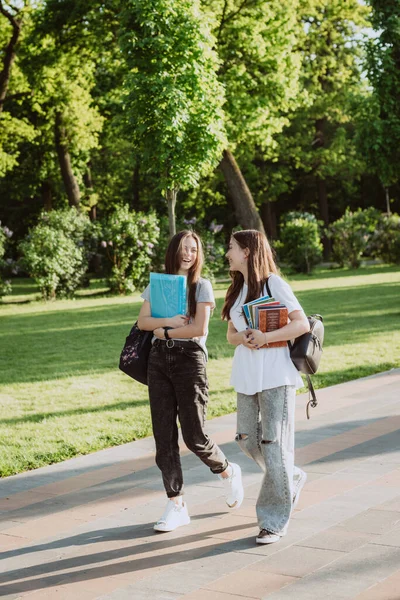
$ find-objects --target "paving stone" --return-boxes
[340,509,400,535]
[353,568,400,599]
[259,543,400,600]
[250,545,344,578]
[297,526,379,553]
[204,569,298,598]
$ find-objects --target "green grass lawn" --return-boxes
[0,264,399,477]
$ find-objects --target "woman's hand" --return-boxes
[245,328,267,349]
[167,315,188,328]
[153,327,165,339]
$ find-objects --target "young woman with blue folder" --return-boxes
[138,230,243,533]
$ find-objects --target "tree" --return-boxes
[0,1,35,177]
[253,0,369,253]
[120,0,227,237]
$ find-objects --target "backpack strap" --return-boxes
[265,276,272,298]
[266,275,318,419]
[305,374,318,419]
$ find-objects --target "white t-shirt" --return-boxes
[141,277,215,359]
[229,274,304,395]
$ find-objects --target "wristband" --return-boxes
[163,327,172,340]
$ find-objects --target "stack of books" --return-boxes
[242,294,288,348]
[149,273,187,318]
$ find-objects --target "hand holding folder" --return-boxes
[150,273,187,318]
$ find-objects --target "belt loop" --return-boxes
[166,339,175,348]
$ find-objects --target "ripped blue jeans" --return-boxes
[236,385,305,536]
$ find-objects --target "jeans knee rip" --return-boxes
[261,438,276,444]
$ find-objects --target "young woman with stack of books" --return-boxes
[222,229,310,545]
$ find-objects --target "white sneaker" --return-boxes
[219,463,244,509]
[256,529,281,545]
[153,499,190,532]
[292,469,307,510]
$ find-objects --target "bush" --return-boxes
[19,209,94,300]
[0,222,13,298]
[369,213,400,265]
[275,212,323,274]
[100,205,159,294]
[328,207,380,268]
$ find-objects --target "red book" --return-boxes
[258,306,288,348]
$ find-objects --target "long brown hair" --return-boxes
[164,230,204,319]
[221,230,280,321]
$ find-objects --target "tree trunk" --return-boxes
[55,112,81,209]
[83,163,97,221]
[42,180,53,211]
[219,149,265,233]
[314,118,330,259]
[0,6,22,115]
[166,188,177,238]
[384,186,391,216]
[261,200,277,240]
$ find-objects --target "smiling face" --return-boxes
[226,236,248,273]
[178,235,198,275]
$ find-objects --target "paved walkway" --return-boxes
[0,369,399,600]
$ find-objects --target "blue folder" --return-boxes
[150,273,187,318]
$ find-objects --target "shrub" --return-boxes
[275,212,323,274]
[19,209,94,300]
[369,213,400,264]
[0,222,13,298]
[328,207,380,268]
[100,205,160,294]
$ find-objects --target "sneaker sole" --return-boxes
[256,535,281,545]
[225,464,244,510]
[153,516,190,533]
[292,471,307,510]
[226,490,244,509]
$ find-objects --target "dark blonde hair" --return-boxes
[165,230,204,319]
[221,229,280,321]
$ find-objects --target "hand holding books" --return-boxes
[242,295,288,349]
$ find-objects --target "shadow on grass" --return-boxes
[0,398,150,426]
[0,281,399,386]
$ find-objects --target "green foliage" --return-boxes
[369,213,400,265]
[328,207,381,268]
[0,222,12,298]
[119,0,227,193]
[19,209,93,299]
[202,0,302,152]
[256,0,369,205]
[359,0,400,188]
[100,205,160,294]
[275,212,323,274]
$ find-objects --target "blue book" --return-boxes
[242,294,275,328]
[150,273,187,318]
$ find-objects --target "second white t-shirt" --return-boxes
[229,274,304,395]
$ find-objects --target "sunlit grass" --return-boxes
[0,265,399,476]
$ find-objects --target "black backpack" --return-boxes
[266,278,324,419]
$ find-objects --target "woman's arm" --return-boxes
[153,302,212,339]
[227,320,256,349]
[246,309,310,348]
[137,300,188,331]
